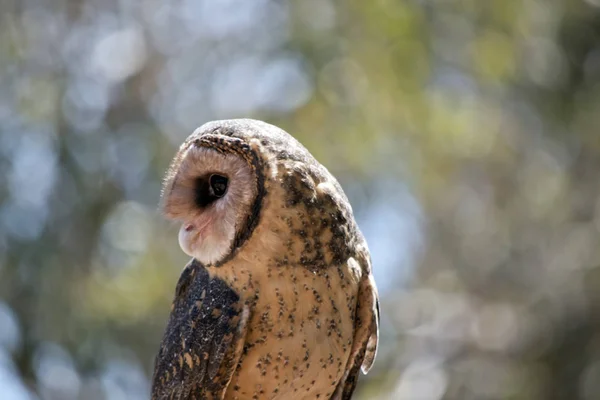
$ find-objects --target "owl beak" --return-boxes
[178,222,198,257]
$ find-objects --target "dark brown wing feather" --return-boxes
[151,259,249,400]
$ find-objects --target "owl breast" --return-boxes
[222,261,360,400]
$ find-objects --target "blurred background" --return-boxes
[2,0,600,399]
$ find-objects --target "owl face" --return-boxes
[161,140,258,265]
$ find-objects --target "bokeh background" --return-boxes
[2,0,600,399]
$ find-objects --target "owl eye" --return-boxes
[209,174,228,197]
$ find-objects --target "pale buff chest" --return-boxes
[211,259,360,400]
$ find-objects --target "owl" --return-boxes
[151,119,379,400]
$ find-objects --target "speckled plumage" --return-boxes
[152,119,379,400]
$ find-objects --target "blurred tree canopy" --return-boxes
[2,0,600,399]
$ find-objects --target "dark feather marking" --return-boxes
[337,352,363,400]
[151,259,248,399]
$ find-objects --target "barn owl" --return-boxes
[151,119,379,400]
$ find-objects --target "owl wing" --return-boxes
[151,259,250,400]
[334,259,380,400]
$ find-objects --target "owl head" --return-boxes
[161,121,268,266]
[162,118,357,270]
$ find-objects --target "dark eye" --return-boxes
[209,174,228,197]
